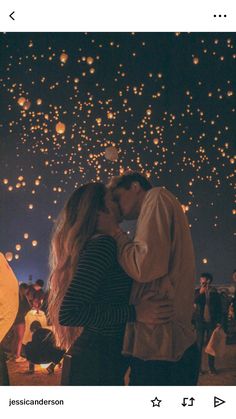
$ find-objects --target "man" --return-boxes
[0,253,19,385]
[98,172,199,385]
[27,279,45,307]
[194,273,222,374]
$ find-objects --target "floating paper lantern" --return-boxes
[60,53,68,63]
[5,252,13,262]
[153,138,159,145]
[37,98,42,105]
[193,57,199,65]
[23,100,31,110]
[107,112,113,119]
[86,56,94,65]
[24,233,29,239]
[15,254,19,260]
[89,68,95,74]
[17,97,26,107]
[105,146,119,162]
[32,240,38,247]
[56,122,66,134]
[202,258,208,264]
[146,109,152,116]
[15,244,21,251]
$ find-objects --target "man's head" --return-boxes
[200,272,213,287]
[34,279,44,290]
[108,172,152,220]
[30,320,42,334]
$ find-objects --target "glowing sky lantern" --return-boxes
[24,233,29,239]
[15,254,19,260]
[56,122,66,134]
[193,57,199,65]
[23,100,31,110]
[202,258,208,264]
[5,252,13,262]
[35,179,40,186]
[146,109,152,116]
[60,53,68,64]
[107,112,113,119]
[153,138,159,145]
[28,204,34,209]
[3,179,8,184]
[17,97,26,107]
[37,98,42,105]
[105,146,119,162]
[15,244,21,251]
[86,56,94,65]
[89,68,95,74]
[32,240,38,247]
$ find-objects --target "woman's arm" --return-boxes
[59,235,136,328]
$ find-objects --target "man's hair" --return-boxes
[35,279,44,288]
[30,320,42,333]
[200,272,213,283]
[109,171,152,192]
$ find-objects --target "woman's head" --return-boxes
[19,283,28,298]
[48,182,109,350]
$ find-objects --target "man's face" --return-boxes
[200,277,208,287]
[104,190,122,223]
[112,186,140,220]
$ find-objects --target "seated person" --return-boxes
[25,321,64,374]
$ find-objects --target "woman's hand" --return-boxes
[135,299,174,325]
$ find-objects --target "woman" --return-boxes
[48,183,172,385]
[11,283,31,362]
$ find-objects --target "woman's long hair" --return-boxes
[48,183,107,350]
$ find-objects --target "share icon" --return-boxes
[214,396,226,408]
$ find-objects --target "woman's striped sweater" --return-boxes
[59,235,136,337]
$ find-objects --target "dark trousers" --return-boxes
[129,343,200,386]
[0,344,10,386]
[62,331,129,386]
[196,322,215,371]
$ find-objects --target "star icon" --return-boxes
[151,397,162,407]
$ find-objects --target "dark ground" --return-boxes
[6,344,236,386]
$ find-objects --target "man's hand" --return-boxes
[135,300,174,325]
[97,211,121,237]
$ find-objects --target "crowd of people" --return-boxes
[1,172,236,386]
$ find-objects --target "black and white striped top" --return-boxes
[59,235,136,337]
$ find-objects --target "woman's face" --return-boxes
[104,190,122,223]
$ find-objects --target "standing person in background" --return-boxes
[11,283,31,362]
[27,279,45,308]
[98,171,199,386]
[194,273,222,374]
[0,253,19,385]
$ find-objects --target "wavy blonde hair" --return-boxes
[48,183,107,350]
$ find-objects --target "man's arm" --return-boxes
[114,189,172,283]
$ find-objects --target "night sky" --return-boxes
[0,33,235,285]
